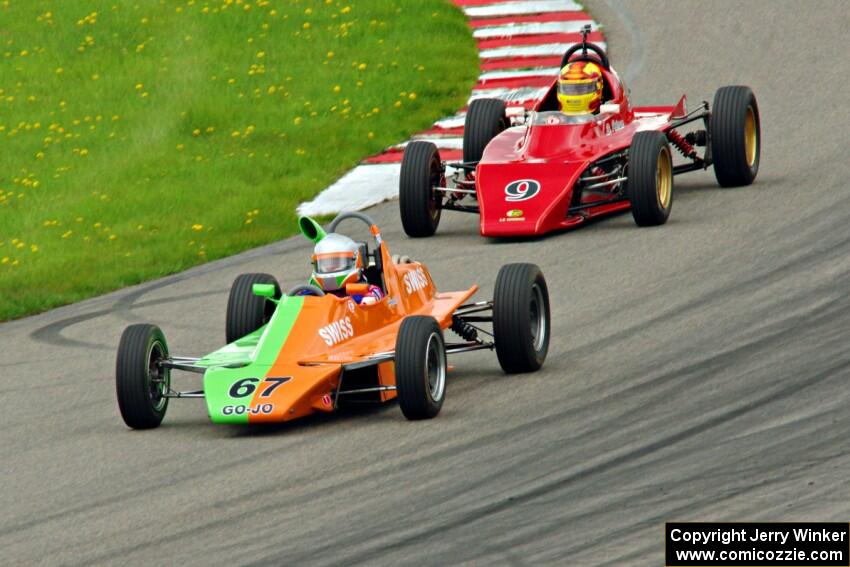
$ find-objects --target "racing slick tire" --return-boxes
[116,324,170,429]
[493,263,551,373]
[711,86,760,187]
[395,316,447,420]
[399,141,443,238]
[226,273,281,343]
[627,131,674,227]
[463,98,508,164]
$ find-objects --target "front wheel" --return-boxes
[399,141,443,238]
[627,130,673,227]
[711,85,760,187]
[226,273,280,343]
[116,324,170,429]
[395,316,447,420]
[493,263,551,373]
[463,98,508,164]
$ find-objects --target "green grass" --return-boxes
[0,0,478,320]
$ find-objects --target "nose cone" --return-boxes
[477,161,585,236]
[204,364,340,424]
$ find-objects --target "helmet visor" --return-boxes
[558,80,599,96]
[314,253,355,274]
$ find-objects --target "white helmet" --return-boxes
[310,233,363,292]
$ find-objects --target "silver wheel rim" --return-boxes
[425,332,446,402]
[147,340,169,411]
[530,284,547,352]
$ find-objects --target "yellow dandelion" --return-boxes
[135,83,143,90]
[408,92,417,100]
[333,85,341,93]
[358,63,367,71]
[192,224,203,231]
[192,128,201,136]
[368,132,375,139]
[256,51,265,58]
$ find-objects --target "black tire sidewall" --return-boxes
[399,141,442,238]
[395,316,446,419]
[463,98,507,164]
[493,263,551,373]
[627,131,673,227]
[711,85,760,187]
[116,324,170,429]
[225,273,280,344]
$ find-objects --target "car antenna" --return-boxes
[581,24,591,55]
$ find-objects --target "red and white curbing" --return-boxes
[297,0,604,217]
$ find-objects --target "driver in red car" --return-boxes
[557,60,604,116]
[309,233,384,305]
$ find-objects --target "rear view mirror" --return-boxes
[252,284,277,299]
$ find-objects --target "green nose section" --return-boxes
[298,216,327,243]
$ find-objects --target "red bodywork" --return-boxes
[475,66,685,237]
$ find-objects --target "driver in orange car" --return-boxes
[309,233,384,305]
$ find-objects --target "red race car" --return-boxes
[399,26,761,238]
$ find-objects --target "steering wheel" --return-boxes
[328,211,384,272]
[287,284,325,297]
[560,42,610,70]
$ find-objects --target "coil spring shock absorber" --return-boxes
[451,316,478,342]
[667,129,696,159]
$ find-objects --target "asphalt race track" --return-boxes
[2,1,849,565]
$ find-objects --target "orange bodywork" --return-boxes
[202,235,477,424]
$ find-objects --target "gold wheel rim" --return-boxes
[744,106,757,167]
[656,146,672,209]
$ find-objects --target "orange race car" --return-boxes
[116,211,551,429]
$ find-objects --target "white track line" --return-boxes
[464,1,583,17]
[394,137,465,150]
[481,41,606,59]
[473,20,595,38]
[468,86,550,103]
[297,164,402,217]
[434,113,468,129]
[478,67,561,81]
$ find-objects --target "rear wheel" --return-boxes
[493,263,550,373]
[711,85,760,187]
[116,324,170,429]
[395,316,447,420]
[628,130,673,226]
[463,98,508,164]
[226,273,280,343]
[399,141,443,238]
